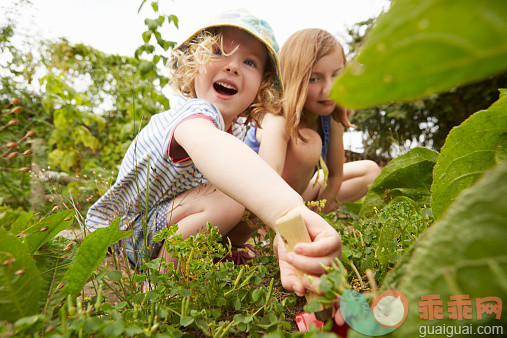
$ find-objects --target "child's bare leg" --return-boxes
[301,160,381,212]
[225,213,262,246]
[337,160,381,204]
[282,128,322,194]
[156,183,245,270]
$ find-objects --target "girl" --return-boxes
[244,28,381,213]
[85,11,341,295]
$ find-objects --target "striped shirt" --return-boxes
[85,96,246,232]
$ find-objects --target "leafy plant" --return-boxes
[0,210,75,322]
[431,95,507,218]
[359,147,439,218]
[338,198,433,285]
[377,161,507,338]
[331,0,507,108]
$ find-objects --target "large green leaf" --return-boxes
[62,219,132,298]
[376,161,507,338]
[0,229,42,322]
[17,210,75,254]
[359,147,439,217]
[431,97,507,218]
[331,0,507,109]
[8,213,34,235]
[33,236,78,315]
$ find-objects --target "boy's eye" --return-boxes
[309,77,319,83]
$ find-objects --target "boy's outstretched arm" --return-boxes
[174,118,341,293]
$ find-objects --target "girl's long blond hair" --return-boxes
[279,28,353,141]
[169,29,282,125]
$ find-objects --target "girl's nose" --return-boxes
[323,77,333,94]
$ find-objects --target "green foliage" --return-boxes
[339,199,433,284]
[380,161,507,337]
[12,209,74,253]
[431,97,507,218]
[0,210,79,322]
[332,0,507,109]
[359,147,439,217]
[62,219,132,298]
[0,229,42,322]
[34,235,78,314]
[39,39,171,173]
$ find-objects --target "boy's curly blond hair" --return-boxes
[169,28,282,125]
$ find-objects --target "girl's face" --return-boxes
[304,48,345,116]
[194,27,267,126]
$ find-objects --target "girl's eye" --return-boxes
[244,59,256,67]
[214,48,223,56]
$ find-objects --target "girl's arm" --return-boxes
[317,119,345,213]
[256,114,289,175]
[173,118,341,293]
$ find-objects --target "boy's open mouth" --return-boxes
[213,81,238,96]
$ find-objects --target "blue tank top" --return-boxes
[244,115,331,160]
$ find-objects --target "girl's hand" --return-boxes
[275,206,341,295]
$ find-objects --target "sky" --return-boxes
[1,0,390,151]
[3,0,389,57]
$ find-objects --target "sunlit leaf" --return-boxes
[331,0,507,108]
[431,97,507,218]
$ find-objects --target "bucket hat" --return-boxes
[175,9,282,89]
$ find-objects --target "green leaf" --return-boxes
[21,210,74,254]
[359,147,439,217]
[180,316,194,327]
[34,236,78,314]
[0,229,42,322]
[331,0,507,109]
[142,30,152,43]
[62,219,132,298]
[8,213,34,235]
[105,270,123,282]
[168,15,179,28]
[431,97,507,218]
[380,161,507,337]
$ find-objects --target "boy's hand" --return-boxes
[275,206,341,295]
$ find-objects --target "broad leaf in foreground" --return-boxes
[359,147,438,217]
[378,162,507,337]
[62,219,132,298]
[0,230,42,322]
[331,0,507,109]
[431,97,507,218]
[34,236,78,314]
[20,210,75,254]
